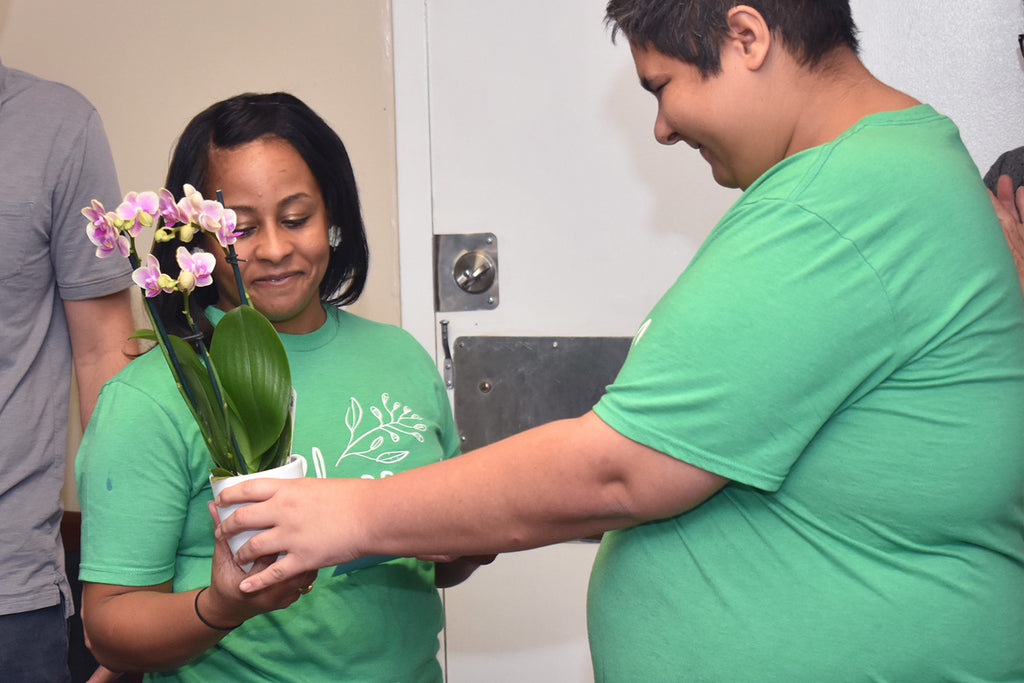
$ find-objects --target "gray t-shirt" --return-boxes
[0,58,130,617]
[984,145,1024,194]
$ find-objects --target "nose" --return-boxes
[654,110,680,146]
[251,224,293,262]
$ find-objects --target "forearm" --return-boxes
[222,411,726,590]
[363,417,639,556]
[83,585,232,672]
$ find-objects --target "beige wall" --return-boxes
[0,0,400,508]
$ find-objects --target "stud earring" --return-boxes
[328,225,342,249]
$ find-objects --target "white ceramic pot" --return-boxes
[210,454,307,572]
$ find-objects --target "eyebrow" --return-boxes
[229,192,314,214]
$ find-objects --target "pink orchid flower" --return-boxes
[200,203,240,248]
[82,200,128,258]
[175,246,216,292]
[132,254,174,298]
[158,188,188,227]
[180,184,240,247]
[81,199,109,230]
[181,184,206,222]
[115,191,160,237]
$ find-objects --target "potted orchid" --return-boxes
[82,185,294,480]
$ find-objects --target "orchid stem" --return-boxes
[129,250,197,411]
[216,190,249,308]
[182,291,248,475]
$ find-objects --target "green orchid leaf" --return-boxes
[209,467,235,481]
[209,305,292,461]
[224,406,258,475]
[258,411,293,472]
[160,334,237,472]
[130,328,157,341]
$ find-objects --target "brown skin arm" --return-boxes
[64,288,136,428]
[990,174,1024,296]
[82,504,317,672]
[216,411,728,593]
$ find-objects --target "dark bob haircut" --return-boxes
[606,0,859,77]
[151,91,369,342]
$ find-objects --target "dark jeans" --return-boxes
[0,603,71,683]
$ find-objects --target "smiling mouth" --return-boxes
[252,272,301,285]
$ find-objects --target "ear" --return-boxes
[724,5,771,70]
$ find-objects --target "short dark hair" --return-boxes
[605,0,859,76]
[152,92,369,342]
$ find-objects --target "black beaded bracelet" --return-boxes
[194,587,242,631]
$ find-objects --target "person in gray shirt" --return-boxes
[0,58,134,682]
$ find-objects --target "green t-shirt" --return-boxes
[77,305,459,682]
[591,106,1024,680]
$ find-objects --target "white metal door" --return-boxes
[394,2,735,680]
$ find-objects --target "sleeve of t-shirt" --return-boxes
[594,199,896,492]
[76,372,197,586]
[50,108,131,301]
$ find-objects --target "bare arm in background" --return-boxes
[990,174,1024,295]
[64,288,135,428]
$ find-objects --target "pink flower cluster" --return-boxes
[83,184,239,298]
[84,184,239,258]
[132,248,216,298]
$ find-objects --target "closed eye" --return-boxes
[282,216,311,229]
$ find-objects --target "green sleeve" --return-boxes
[76,362,202,586]
[596,200,895,491]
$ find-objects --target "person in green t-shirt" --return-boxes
[218,4,1024,680]
[75,93,490,682]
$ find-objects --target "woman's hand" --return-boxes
[80,505,320,672]
[433,554,497,588]
[205,502,320,622]
[214,477,361,593]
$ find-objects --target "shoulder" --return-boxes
[0,64,106,158]
[100,347,180,406]
[330,308,432,358]
[1,64,99,118]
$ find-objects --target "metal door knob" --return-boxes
[453,250,496,293]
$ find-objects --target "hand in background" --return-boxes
[990,173,1024,294]
[433,554,498,588]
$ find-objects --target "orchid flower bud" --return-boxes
[157,273,176,292]
[177,270,197,293]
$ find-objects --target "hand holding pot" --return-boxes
[206,501,320,625]
[215,476,364,593]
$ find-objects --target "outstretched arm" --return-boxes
[216,411,728,593]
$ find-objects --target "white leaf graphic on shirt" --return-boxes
[336,392,427,466]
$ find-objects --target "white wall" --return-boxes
[853,0,1024,171]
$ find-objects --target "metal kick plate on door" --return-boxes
[434,233,499,312]
[452,336,632,451]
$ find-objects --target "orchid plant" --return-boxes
[83,185,293,478]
